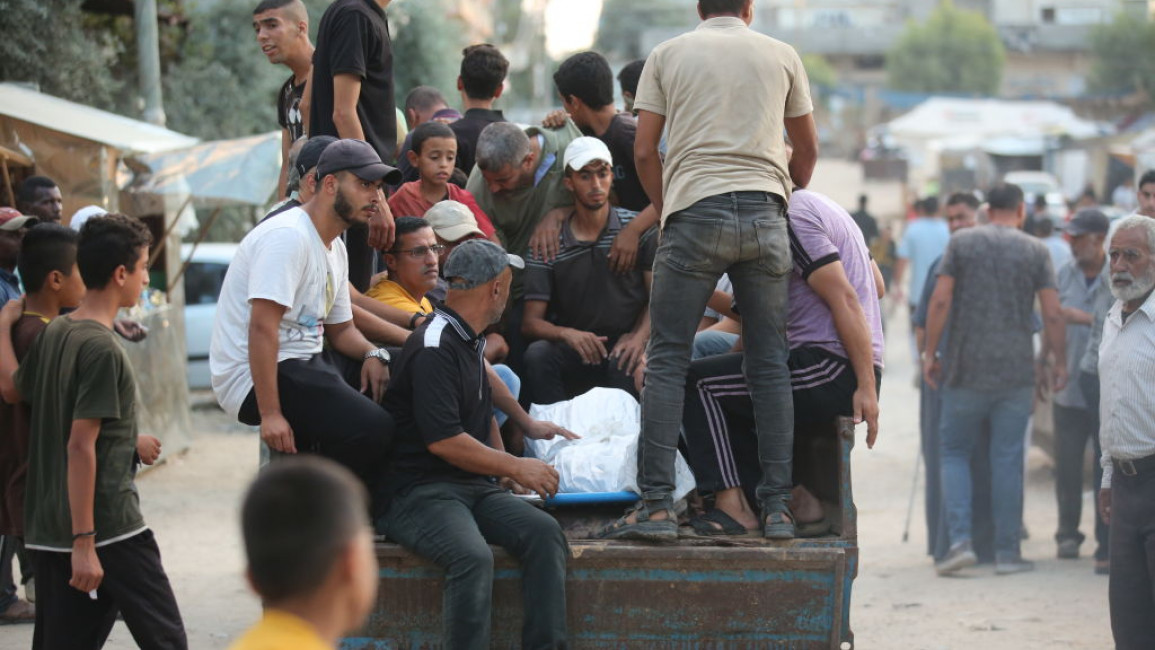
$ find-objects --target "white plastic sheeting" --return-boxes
[526,387,696,499]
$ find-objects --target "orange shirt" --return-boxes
[388,182,496,239]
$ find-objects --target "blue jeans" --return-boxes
[639,191,793,513]
[492,363,520,427]
[939,385,1033,557]
[692,329,740,360]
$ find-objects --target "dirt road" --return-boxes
[0,161,1110,649]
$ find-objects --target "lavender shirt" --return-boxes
[786,190,885,368]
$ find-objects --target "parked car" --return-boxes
[181,243,238,389]
[1003,171,1067,222]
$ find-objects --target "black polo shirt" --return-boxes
[383,306,491,492]
[309,0,396,164]
[523,207,657,339]
[449,108,506,175]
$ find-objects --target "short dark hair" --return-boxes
[241,457,368,604]
[18,224,78,294]
[77,214,152,290]
[392,216,431,242]
[404,86,447,117]
[917,195,939,216]
[987,183,1024,212]
[411,121,456,156]
[618,60,646,96]
[460,44,509,100]
[1139,169,1155,189]
[698,0,751,16]
[554,52,614,110]
[946,192,980,210]
[252,0,300,16]
[16,176,58,206]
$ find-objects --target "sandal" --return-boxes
[689,508,760,538]
[762,502,796,540]
[597,503,678,543]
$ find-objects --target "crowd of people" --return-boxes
[0,0,1152,648]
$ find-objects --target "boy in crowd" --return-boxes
[388,121,497,242]
[617,59,645,115]
[0,224,86,625]
[395,86,462,185]
[6,215,186,648]
[450,44,510,176]
[230,457,378,650]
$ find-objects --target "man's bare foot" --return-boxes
[789,485,825,523]
[713,488,759,531]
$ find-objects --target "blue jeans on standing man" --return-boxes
[639,191,794,515]
[939,385,1033,559]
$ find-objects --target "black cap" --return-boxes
[295,136,338,179]
[1065,209,1110,237]
[315,139,402,185]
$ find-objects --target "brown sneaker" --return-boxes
[0,598,35,625]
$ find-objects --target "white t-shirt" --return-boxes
[210,208,353,417]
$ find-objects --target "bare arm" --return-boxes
[808,261,879,447]
[1039,287,1068,391]
[784,113,818,189]
[608,204,659,273]
[324,319,388,403]
[67,418,103,593]
[428,433,559,499]
[332,74,365,140]
[706,290,738,321]
[352,303,410,346]
[300,67,313,135]
[921,275,954,389]
[635,110,666,215]
[277,129,291,200]
[0,299,23,404]
[249,299,296,453]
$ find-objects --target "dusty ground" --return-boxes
[1,161,1110,649]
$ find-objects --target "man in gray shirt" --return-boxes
[1047,209,1111,569]
[923,183,1066,576]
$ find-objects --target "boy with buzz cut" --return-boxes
[0,224,87,624]
[229,456,378,650]
[388,121,497,242]
[8,214,186,649]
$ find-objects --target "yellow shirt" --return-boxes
[228,610,331,650]
[364,279,433,315]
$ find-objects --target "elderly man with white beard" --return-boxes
[1097,214,1155,650]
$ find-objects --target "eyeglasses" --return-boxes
[390,244,446,259]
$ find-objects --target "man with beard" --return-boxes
[16,177,62,224]
[210,140,397,500]
[521,138,655,404]
[1097,215,1155,649]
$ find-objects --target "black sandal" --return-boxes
[689,508,759,537]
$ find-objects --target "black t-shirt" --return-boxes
[277,74,307,143]
[596,113,649,212]
[309,0,396,163]
[449,108,506,175]
[383,307,492,492]
[850,209,879,245]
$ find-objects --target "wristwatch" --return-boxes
[364,348,391,365]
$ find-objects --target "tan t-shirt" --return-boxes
[634,17,813,222]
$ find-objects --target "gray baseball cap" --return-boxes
[315,139,402,185]
[1065,208,1110,236]
[295,135,339,179]
[443,239,524,290]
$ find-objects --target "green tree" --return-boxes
[0,0,124,112]
[390,0,466,103]
[1089,14,1155,102]
[886,0,1004,95]
[595,0,694,60]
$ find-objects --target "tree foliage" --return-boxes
[1089,14,1155,101]
[390,0,466,104]
[886,0,1004,96]
[0,0,125,112]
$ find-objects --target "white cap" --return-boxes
[564,136,613,172]
[69,205,107,232]
[424,201,485,243]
